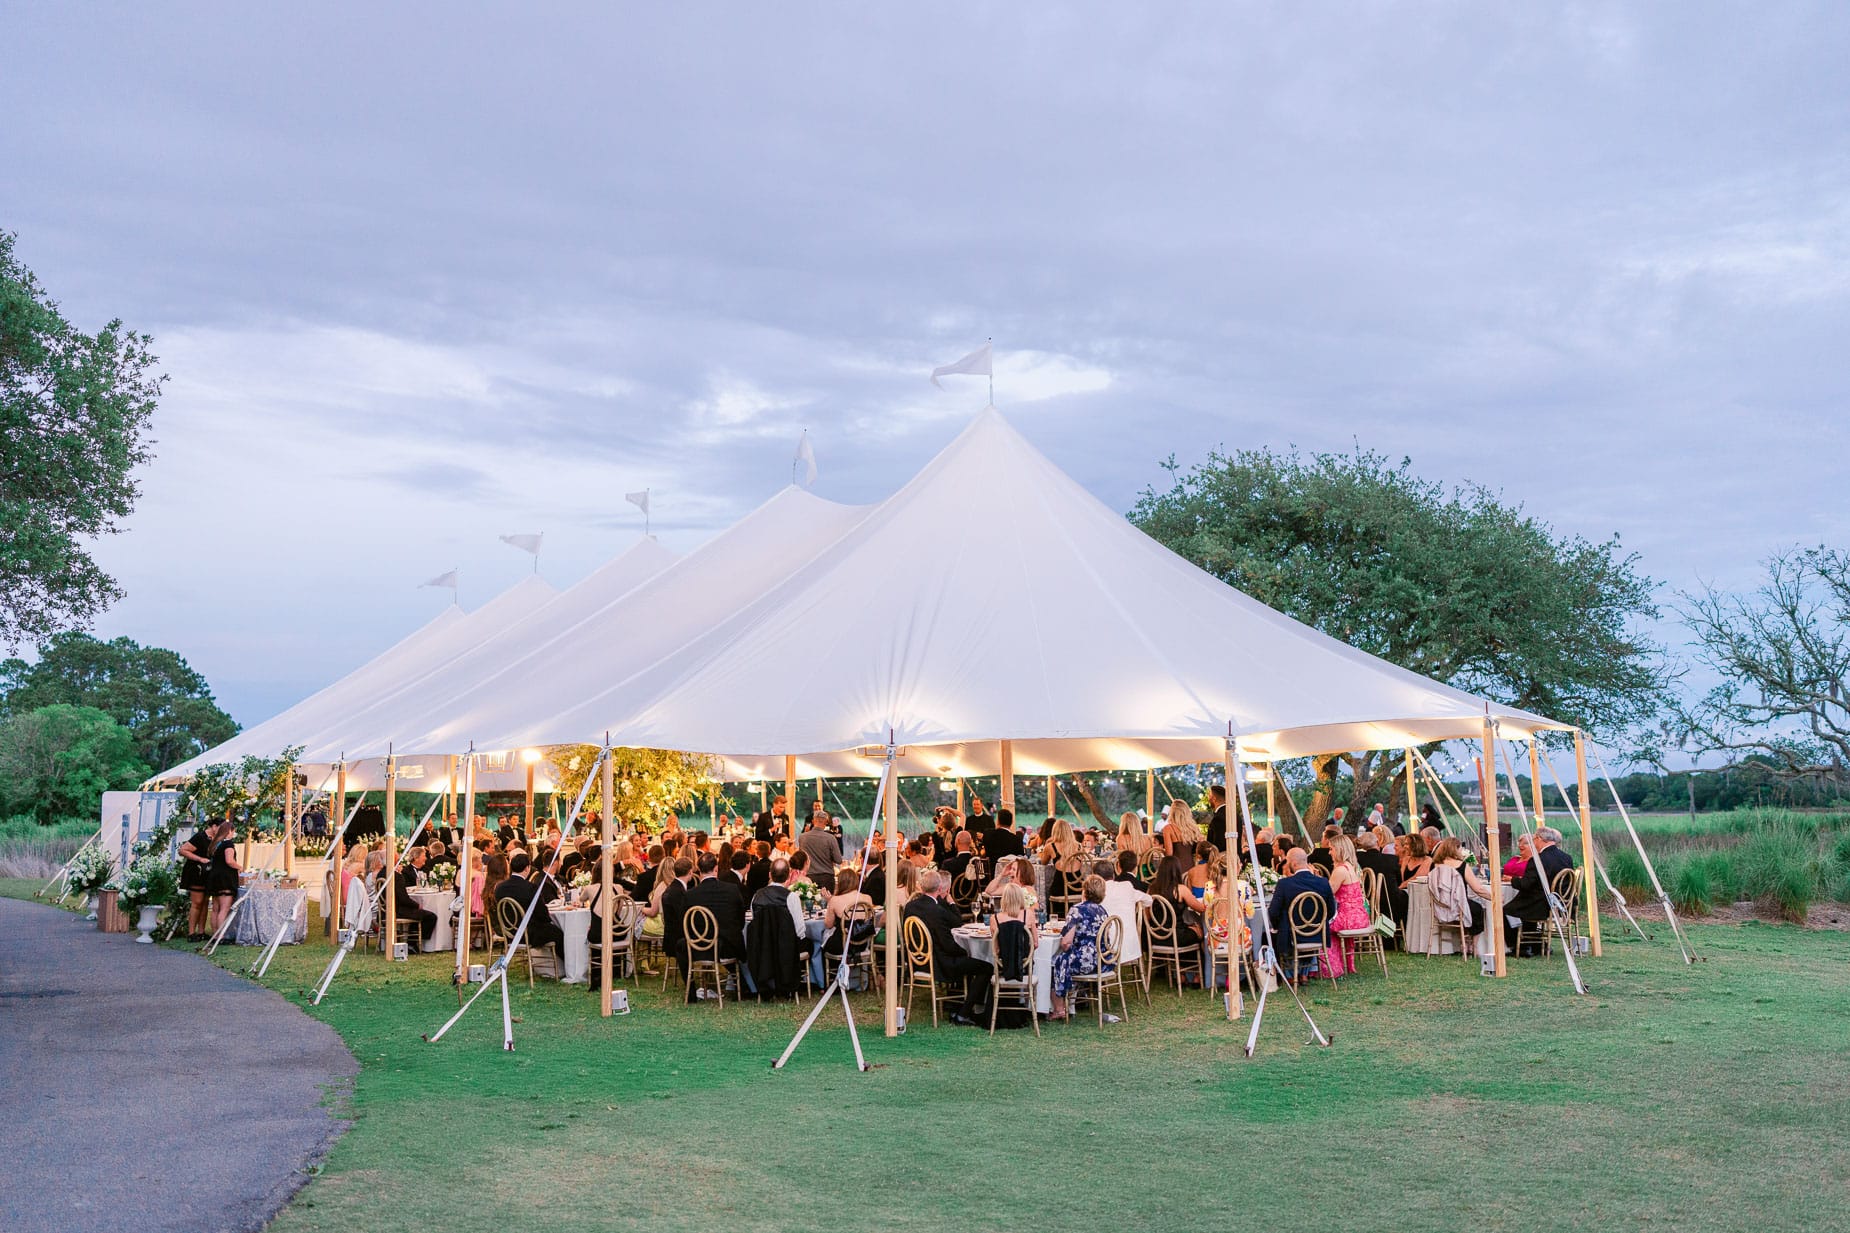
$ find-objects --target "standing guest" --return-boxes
[902,870,991,1024]
[984,808,1025,862]
[1205,784,1229,850]
[1330,806,1347,834]
[1323,836,1369,976]
[178,818,216,940]
[930,808,958,864]
[1417,803,1442,835]
[1049,875,1114,1022]
[1160,804,1203,867]
[467,848,487,917]
[1366,804,1386,835]
[1117,810,1154,862]
[755,794,793,845]
[1267,850,1336,979]
[965,796,994,845]
[797,813,844,889]
[207,820,242,936]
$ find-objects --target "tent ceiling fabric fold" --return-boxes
[554,406,1562,763]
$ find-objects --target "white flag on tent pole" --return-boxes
[930,341,992,389]
[420,569,459,602]
[793,430,817,487]
[499,533,543,555]
[624,491,650,516]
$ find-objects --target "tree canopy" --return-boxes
[0,703,149,823]
[1129,444,1666,825]
[1677,545,1849,790]
[0,230,162,651]
[0,632,238,772]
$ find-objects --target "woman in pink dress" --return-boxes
[1324,836,1370,976]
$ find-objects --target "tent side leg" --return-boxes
[1574,731,1603,958]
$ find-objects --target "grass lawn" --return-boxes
[161,908,1850,1233]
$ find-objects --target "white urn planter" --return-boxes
[135,905,164,944]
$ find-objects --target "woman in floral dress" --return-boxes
[1049,875,1113,1021]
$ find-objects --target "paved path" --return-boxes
[0,898,356,1233]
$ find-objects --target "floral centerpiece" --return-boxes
[65,845,115,900]
[791,877,823,914]
[1255,867,1280,890]
[428,862,459,887]
[570,869,595,890]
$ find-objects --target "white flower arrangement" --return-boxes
[792,878,822,914]
[114,847,180,915]
[66,845,115,897]
[428,862,459,886]
[569,869,595,890]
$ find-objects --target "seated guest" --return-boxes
[479,853,508,913]
[1113,848,1147,892]
[1372,822,1397,857]
[1503,826,1574,953]
[1420,825,1443,854]
[1308,825,1339,873]
[632,843,663,901]
[1356,831,1405,921]
[1049,875,1114,1022]
[1429,837,1493,940]
[1247,825,1275,873]
[1502,833,1535,882]
[1096,859,1151,967]
[902,871,991,1023]
[1117,810,1154,863]
[940,831,976,880]
[1398,832,1432,888]
[1266,849,1335,979]
[744,841,773,899]
[391,851,438,951]
[495,851,565,955]
[683,852,748,997]
[821,867,880,969]
[719,848,749,893]
[746,858,806,999]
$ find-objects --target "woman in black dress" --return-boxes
[208,821,242,936]
[178,820,217,941]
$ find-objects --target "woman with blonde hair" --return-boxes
[1323,835,1369,976]
[1161,802,1203,865]
[1116,811,1153,858]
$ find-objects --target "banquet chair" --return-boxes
[987,930,1041,1038]
[1203,896,1255,999]
[683,905,739,1007]
[1334,873,1390,978]
[834,902,879,994]
[590,896,639,985]
[1142,897,1202,998]
[1310,862,1332,880]
[1046,868,1084,919]
[1518,868,1582,956]
[902,915,951,1029]
[952,866,984,911]
[494,898,540,988]
[1068,914,1130,1027]
[1284,893,1333,984]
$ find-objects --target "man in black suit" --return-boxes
[1205,784,1228,851]
[659,856,695,982]
[1356,831,1404,921]
[1308,824,1340,873]
[494,852,565,954]
[754,795,793,845]
[391,847,438,951]
[964,797,993,845]
[983,808,1024,862]
[940,831,976,880]
[902,871,991,1024]
[1266,850,1336,978]
[1502,826,1575,953]
[683,852,749,1000]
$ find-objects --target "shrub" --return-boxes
[1670,855,1714,916]
[1606,847,1653,902]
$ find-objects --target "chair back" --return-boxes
[1310,862,1331,879]
[614,896,640,939]
[1550,866,1582,924]
[494,896,524,943]
[1096,913,1124,967]
[1286,892,1328,956]
[684,904,719,961]
[1360,867,1386,919]
[953,866,982,904]
[902,914,934,976]
[1145,894,1178,946]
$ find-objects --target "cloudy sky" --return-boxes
[6,5,1847,739]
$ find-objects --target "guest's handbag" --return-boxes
[1371,915,1398,939]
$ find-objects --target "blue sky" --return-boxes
[6,5,1847,753]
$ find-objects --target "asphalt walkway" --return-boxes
[0,897,356,1233]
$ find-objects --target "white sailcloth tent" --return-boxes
[459,407,1564,770]
[303,485,876,779]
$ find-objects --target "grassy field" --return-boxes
[131,904,1850,1233]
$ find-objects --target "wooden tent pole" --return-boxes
[328,760,347,939]
[1481,722,1506,977]
[524,759,536,834]
[383,749,397,951]
[998,740,1015,815]
[600,735,616,1016]
[1574,730,1603,957]
[1529,742,1546,824]
[1145,769,1155,823]
[1046,775,1056,824]
[1265,764,1276,830]
[956,776,966,815]
[1404,748,1418,828]
[457,800,472,986]
[784,755,797,834]
[882,757,900,1036]
[1223,742,1239,1021]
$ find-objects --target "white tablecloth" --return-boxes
[552,907,593,983]
[233,885,308,946]
[953,924,1061,1013]
[409,887,455,951]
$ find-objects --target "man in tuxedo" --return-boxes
[1205,784,1229,850]
[983,808,1024,862]
[902,871,991,1024]
[1502,826,1575,953]
[683,852,748,1000]
[1308,825,1340,873]
[940,831,976,880]
[391,848,438,951]
[964,797,994,845]
[1267,850,1336,978]
[494,852,565,954]
[755,795,793,845]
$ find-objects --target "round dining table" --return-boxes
[551,906,593,983]
[408,887,456,952]
[953,921,1063,1014]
